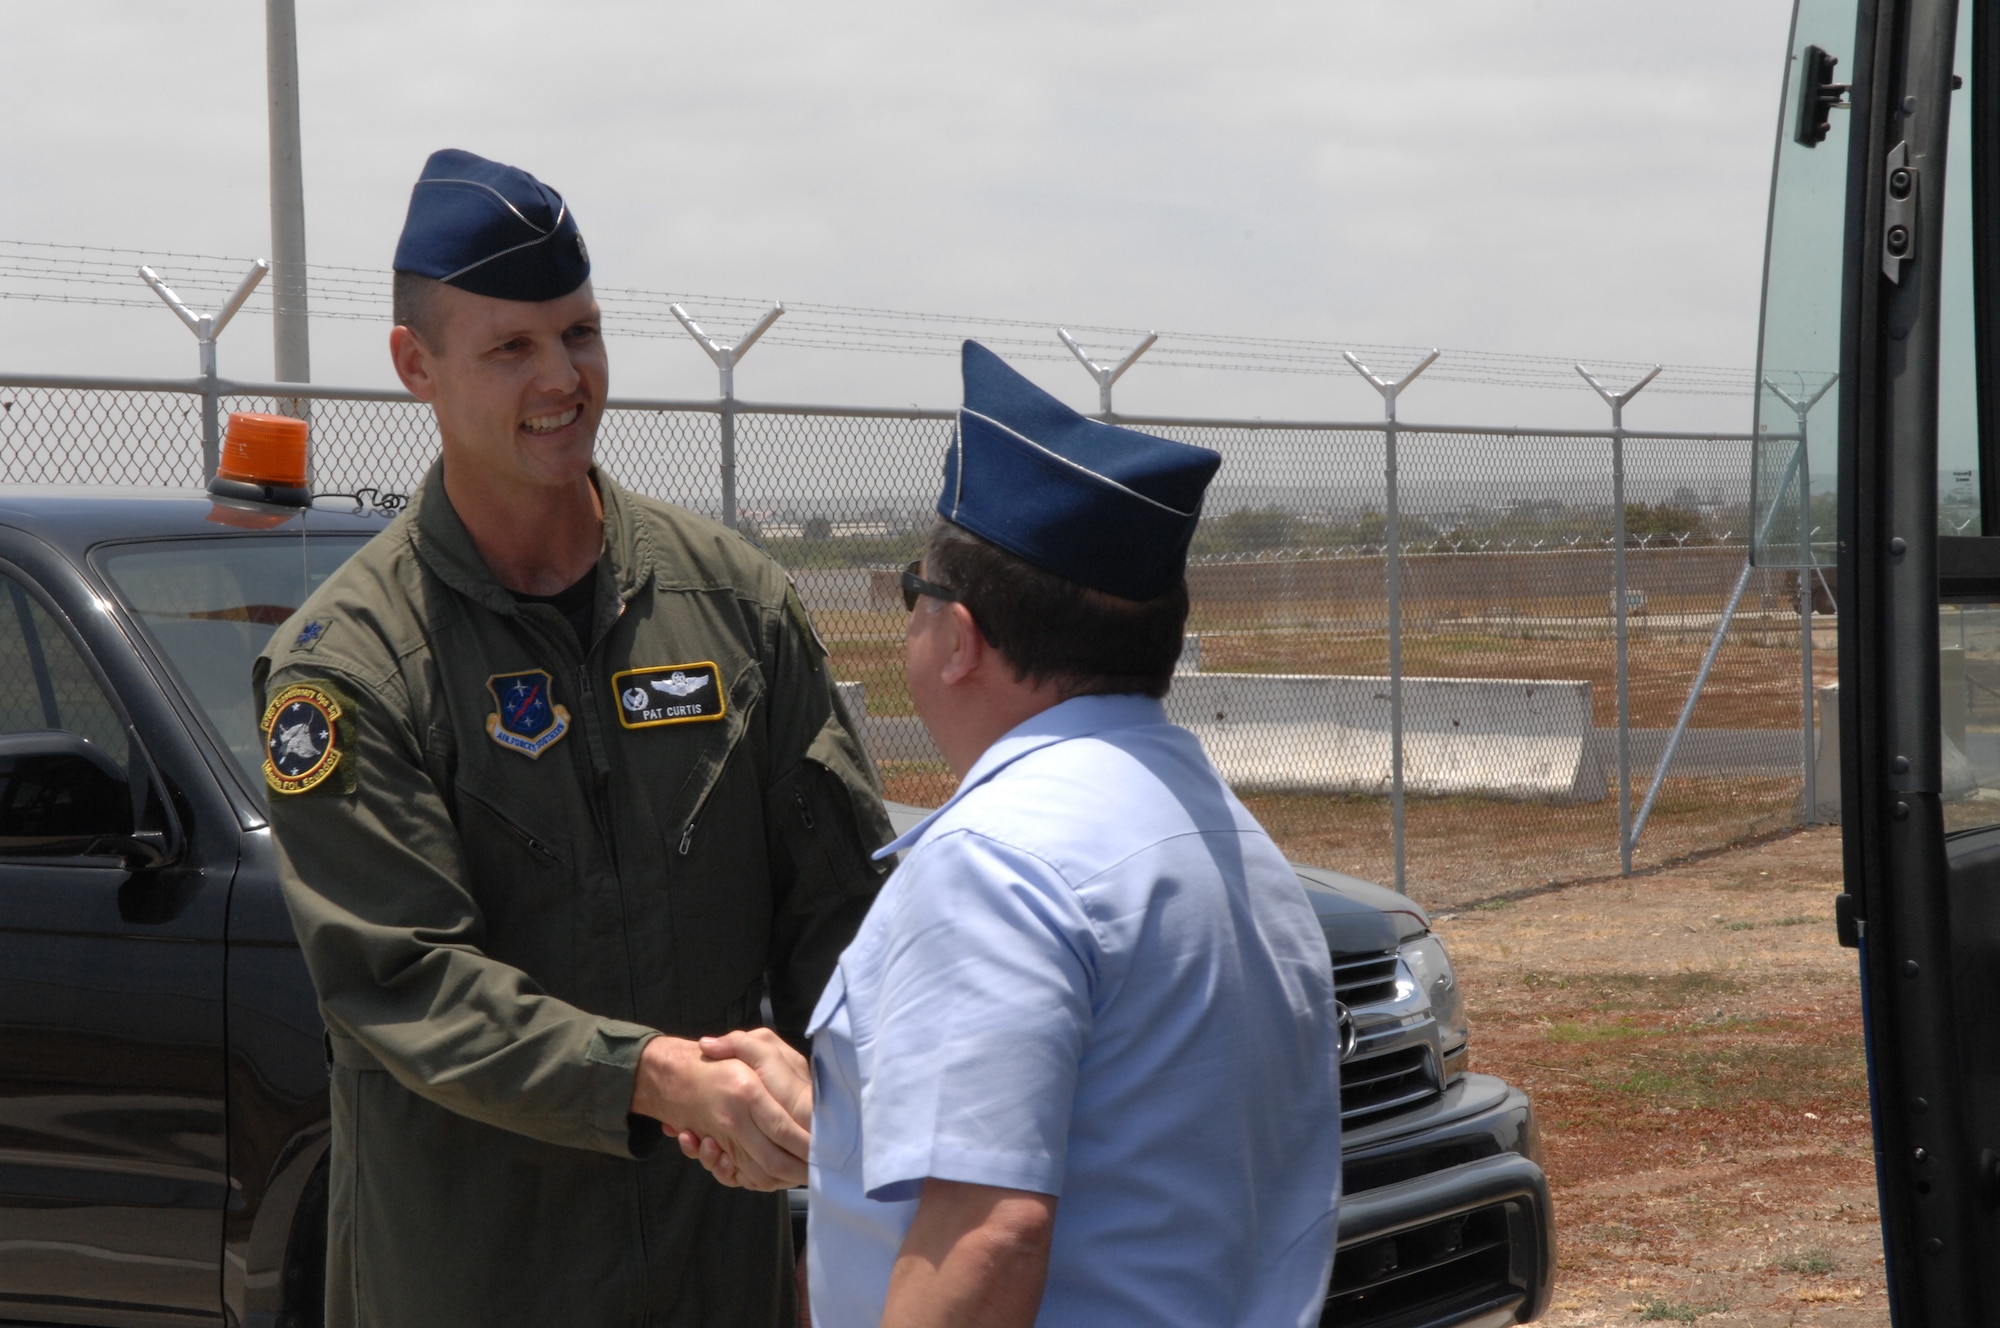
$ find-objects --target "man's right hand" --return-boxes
[629,1035,810,1190]
[674,1030,813,1189]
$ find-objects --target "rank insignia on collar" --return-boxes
[612,662,726,729]
[262,682,353,795]
[294,620,326,651]
[486,670,572,758]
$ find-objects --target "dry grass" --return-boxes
[1196,628,1831,731]
[1240,778,1801,908]
[882,765,1802,908]
[1443,827,1887,1326]
[842,605,1819,900]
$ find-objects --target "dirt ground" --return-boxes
[1434,825,1887,1326]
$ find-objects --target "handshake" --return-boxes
[629,1030,812,1190]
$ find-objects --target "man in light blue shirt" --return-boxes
[691,341,1342,1326]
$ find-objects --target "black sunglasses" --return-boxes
[901,560,965,613]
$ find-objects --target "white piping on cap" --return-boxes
[949,413,966,519]
[414,175,572,285]
[958,407,1196,517]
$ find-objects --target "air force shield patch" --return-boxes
[486,670,571,758]
[612,662,726,729]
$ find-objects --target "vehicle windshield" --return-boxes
[97,534,373,794]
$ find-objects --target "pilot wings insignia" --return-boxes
[651,672,712,698]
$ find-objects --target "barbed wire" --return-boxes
[0,238,1759,397]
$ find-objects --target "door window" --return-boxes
[1935,3,1996,833]
[0,574,126,769]
[1752,0,1860,568]
[97,534,370,790]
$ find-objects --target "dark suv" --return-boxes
[0,488,1552,1328]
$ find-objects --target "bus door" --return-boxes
[1759,0,2000,1319]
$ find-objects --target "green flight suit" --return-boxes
[253,463,891,1327]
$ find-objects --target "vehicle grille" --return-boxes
[1341,1044,1437,1122]
[1332,952,1400,1007]
[1323,1202,1527,1328]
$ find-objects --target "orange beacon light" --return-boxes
[207,412,311,508]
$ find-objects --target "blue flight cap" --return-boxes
[939,341,1221,601]
[391,149,590,302]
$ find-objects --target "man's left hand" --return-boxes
[674,1029,812,1187]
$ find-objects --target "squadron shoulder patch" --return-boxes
[262,682,354,796]
[486,670,571,758]
[613,662,726,729]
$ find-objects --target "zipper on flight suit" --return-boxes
[521,597,647,1032]
[575,662,621,873]
[511,603,620,875]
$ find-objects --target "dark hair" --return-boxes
[392,270,447,349]
[924,520,1189,700]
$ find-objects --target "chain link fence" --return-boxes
[0,374,1814,908]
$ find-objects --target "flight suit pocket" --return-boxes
[651,658,765,862]
[771,715,894,900]
[452,785,578,998]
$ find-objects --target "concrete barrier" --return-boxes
[1176,634,1202,674]
[838,672,1606,803]
[1165,674,1605,803]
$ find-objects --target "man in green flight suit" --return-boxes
[252,148,890,1326]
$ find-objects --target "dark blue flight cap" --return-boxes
[939,341,1221,602]
[392,149,590,302]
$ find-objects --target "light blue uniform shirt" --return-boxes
[805,694,1341,1328]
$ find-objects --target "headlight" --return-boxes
[1400,933,1468,1062]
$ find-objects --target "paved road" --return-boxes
[1592,729,1803,780]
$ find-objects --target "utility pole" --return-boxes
[267,0,310,386]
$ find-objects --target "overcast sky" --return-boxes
[0,1,1795,430]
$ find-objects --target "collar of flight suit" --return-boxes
[873,692,1173,860]
[405,459,656,636]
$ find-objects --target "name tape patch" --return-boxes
[486,669,571,759]
[262,682,353,795]
[613,662,726,729]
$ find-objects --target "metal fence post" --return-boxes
[1056,330,1159,418]
[1762,375,1837,826]
[1629,394,1825,849]
[1345,349,1440,896]
[1578,364,1662,875]
[137,261,270,481]
[669,303,784,529]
